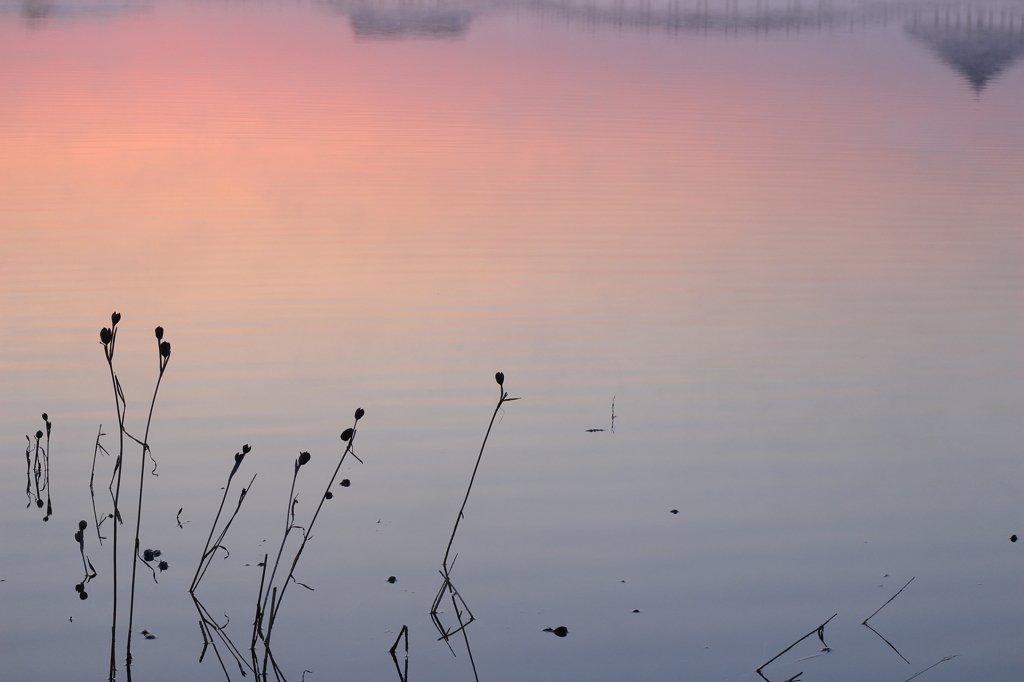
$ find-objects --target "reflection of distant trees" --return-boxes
[348,3,472,38]
[21,0,51,22]
[1,0,147,27]
[906,6,1024,91]
[319,0,1023,39]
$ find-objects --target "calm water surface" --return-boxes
[1,1,1022,680]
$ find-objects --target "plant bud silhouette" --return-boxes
[495,371,504,386]
[242,444,251,454]
[340,428,354,442]
[111,312,121,326]
[155,326,164,340]
[42,413,48,421]
[159,341,171,358]
[354,407,365,420]
[298,451,311,466]
[36,430,43,440]
[100,327,112,344]
[79,520,88,531]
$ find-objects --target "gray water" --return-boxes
[1,1,1022,680]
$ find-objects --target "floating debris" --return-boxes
[339,479,351,487]
[632,609,640,613]
[543,626,569,637]
[586,428,604,432]
[1011,535,1018,543]
[670,509,679,514]
[387,575,397,584]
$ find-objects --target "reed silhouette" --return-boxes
[756,613,835,682]
[189,408,367,681]
[862,577,915,664]
[430,372,518,681]
[97,313,172,681]
[389,625,409,682]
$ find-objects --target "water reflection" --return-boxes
[861,577,915,665]
[3,0,145,27]
[347,3,473,39]
[316,0,1024,41]
[906,6,1024,92]
[23,414,52,521]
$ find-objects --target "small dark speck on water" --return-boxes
[586,428,604,432]
[340,479,351,487]
[543,626,569,637]
[621,580,626,583]
[670,509,679,514]
[632,609,640,613]
[1011,535,1018,542]
[387,576,397,583]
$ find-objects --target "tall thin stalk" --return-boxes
[259,409,364,656]
[441,372,517,574]
[99,313,125,682]
[125,327,172,676]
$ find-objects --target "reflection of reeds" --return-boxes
[389,625,409,682]
[862,577,914,664]
[24,414,53,519]
[90,426,112,544]
[74,519,98,599]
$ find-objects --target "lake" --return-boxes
[0,0,1022,680]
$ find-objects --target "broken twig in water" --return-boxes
[904,655,959,682]
[862,576,914,664]
[756,613,836,681]
[389,625,409,682]
[863,577,915,624]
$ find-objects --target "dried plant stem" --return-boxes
[442,386,517,574]
[863,577,915,624]
[103,326,126,682]
[756,613,836,681]
[262,418,361,652]
[126,349,169,675]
